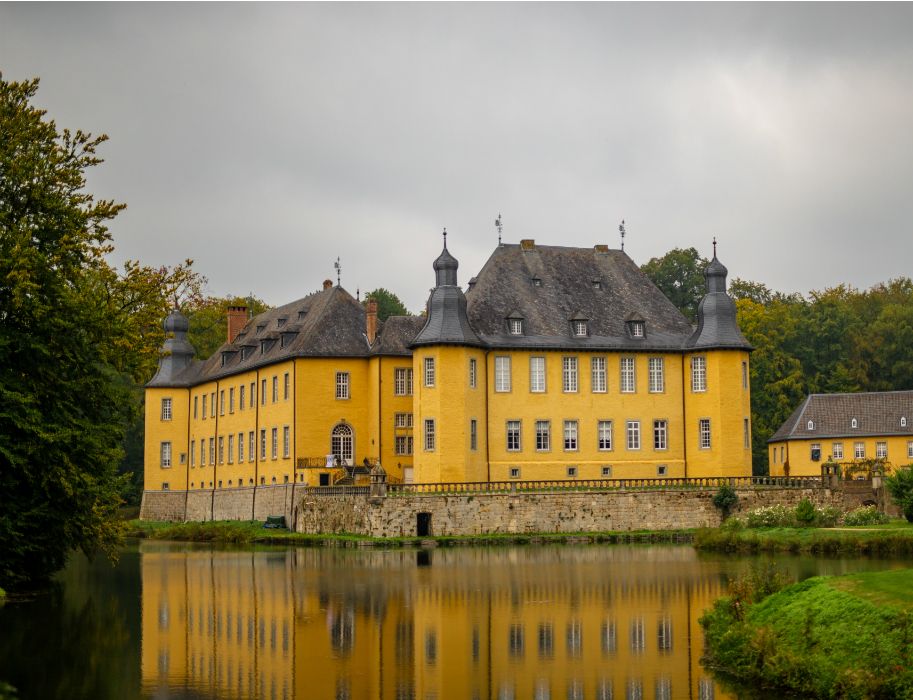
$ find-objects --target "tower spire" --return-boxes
[334,256,341,287]
[442,227,447,248]
[619,219,626,251]
[713,236,717,258]
[495,213,503,245]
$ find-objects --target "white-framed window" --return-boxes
[851,418,858,429]
[209,437,215,464]
[833,442,844,460]
[228,434,234,463]
[654,420,668,450]
[272,376,278,403]
[506,420,521,452]
[261,379,267,406]
[630,321,645,338]
[238,432,244,463]
[395,435,413,455]
[210,392,215,415]
[470,419,477,451]
[284,372,290,400]
[620,357,635,393]
[854,441,865,459]
[903,417,908,428]
[691,356,707,392]
[469,358,477,388]
[907,441,913,459]
[509,318,523,335]
[219,390,225,416]
[200,440,206,466]
[283,426,290,458]
[250,381,256,407]
[510,467,521,479]
[566,466,577,478]
[807,420,815,430]
[564,420,578,451]
[699,419,711,450]
[239,385,245,410]
[591,356,607,393]
[648,358,664,393]
[876,441,887,459]
[536,420,550,451]
[193,395,198,419]
[562,356,578,393]
[626,421,641,450]
[495,356,511,392]
[394,368,413,396]
[229,387,235,413]
[742,361,749,389]
[218,436,224,464]
[572,320,588,337]
[271,428,278,460]
[530,356,546,393]
[424,419,436,451]
[161,441,172,468]
[594,420,610,450]
[330,423,354,465]
[424,357,436,388]
[810,442,821,461]
[394,412,413,428]
[336,372,350,399]
[260,429,267,460]
[601,465,612,478]
[161,397,172,421]
[190,440,195,467]
[202,394,208,419]
[249,431,255,462]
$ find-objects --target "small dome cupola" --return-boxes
[432,228,459,287]
[704,250,729,294]
[164,308,190,334]
[147,307,197,386]
[687,239,752,351]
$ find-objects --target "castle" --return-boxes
[144,235,752,496]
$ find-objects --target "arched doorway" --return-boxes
[331,423,354,466]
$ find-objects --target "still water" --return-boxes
[0,541,907,700]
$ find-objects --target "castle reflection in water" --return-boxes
[140,542,731,700]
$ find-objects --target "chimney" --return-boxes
[366,300,378,345]
[323,279,333,290]
[520,239,536,250]
[226,306,248,344]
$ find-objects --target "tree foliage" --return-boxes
[885,465,913,523]
[185,294,272,360]
[364,287,410,321]
[640,247,709,322]
[0,75,132,588]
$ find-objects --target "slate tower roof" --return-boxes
[147,309,197,387]
[688,247,752,350]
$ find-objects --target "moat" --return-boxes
[0,542,906,699]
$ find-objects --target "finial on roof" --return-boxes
[442,227,447,249]
[356,287,360,301]
[334,256,341,287]
[495,213,503,245]
[619,219,626,252]
[713,236,717,258]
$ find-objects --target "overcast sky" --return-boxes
[2,3,912,312]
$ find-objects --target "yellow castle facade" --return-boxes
[144,235,752,495]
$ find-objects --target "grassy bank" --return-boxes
[126,519,693,547]
[701,567,913,698]
[693,522,913,556]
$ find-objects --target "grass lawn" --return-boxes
[829,568,913,608]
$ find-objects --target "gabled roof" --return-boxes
[464,244,694,350]
[768,391,913,442]
[371,315,426,356]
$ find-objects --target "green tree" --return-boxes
[185,294,272,360]
[0,74,129,588]
[640,247,709,322]
[885,465,913,522]
[728,277,774,305]
[364,287,410,321]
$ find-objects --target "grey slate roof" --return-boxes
[687,254,751,350]
[146,286,371,387]
[464,244,695,351]
[768,391,913,442]
[147,309,198,387]
[371,315,426,356]
[412,240,483,347]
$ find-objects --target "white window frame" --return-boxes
[250,381,256,407]
[249,431,255,462]
[536,420,551,452]
[272,376,278,403]
[161,441,172,468]
[876,441,887,459]
[648,357,664,393]
[283,426,290,458]
[653,420,668,451]
[229,387,235,413]
[470,419,477,451]
[810,442,821,460]
[469,358,477,389]
[394,412,413,428]
[598,420,613,451]
[260,429,267,460]
[494,356,511,393]
[572,320,588,337]
[832,442,844,460]
[202,394,207,419]
[424,419,436,451]
[506,420,521,452]
[691,356,707,393]
[626,421,641,451]
[261,379,267,405]
[200,440,206,466]
[424,357,436,388]
[394,368,413,396]
[630,321,645,338]
[190,440,196,467]
[209,437,215,464]
[228,434,234,463]
[336,371,350,400]
[394,435,413,456]
[563,420,578,452]
[699,419,711,450]
[238,432,244,463]
[284,372,290,400]
[271,428,278,460]
[239,385,245,410]
[219,390,225,416]
[601,465,612,478]
[620,357,636,393]
[161,397,172,421]
[509,318,523,335]
[907,441,913,459]
[591,356,607,393]
[218,436,224,464]
[854,442,865,459]
[530,356,546,393]
[562,356,578,393]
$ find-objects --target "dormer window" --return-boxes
[851,418,858,429]
[260,339,275,354]
[807,420,815,430]
[591,280,602,290]
[572,320,588,337]
[297,309,308,321]
[277,317,287,328]
[629,321,645,338]
[508,318,523,335]
[531,277,542,287]
[903,417,908,428]
[256,324,265,335]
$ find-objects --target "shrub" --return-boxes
[885,465,913,522]
[745,504,795,528]
[843,505,890,526]
[712,484,739,518]
[795,498,816,526]
[814,506,841,528]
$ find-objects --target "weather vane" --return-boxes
[334,257,341,287]
[495,213,503,245]
[442,227,447,247]
[713,236,717,258]
[619,219,626,252]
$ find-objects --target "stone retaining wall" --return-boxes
[140,484,296,522]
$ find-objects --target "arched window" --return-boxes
[331,423,354,466]
[807,420,815,430]
[902,417,908,428]
[851,418,858,429]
